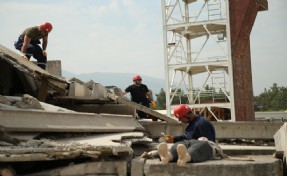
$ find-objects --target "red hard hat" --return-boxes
[173,104,191,119]
[40,22,53,32]
[133,75,142,81]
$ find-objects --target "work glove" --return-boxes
[150,101,157,108]
[162,135,174,143]
[42,50,47,56]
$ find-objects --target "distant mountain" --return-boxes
[62,71,165,95]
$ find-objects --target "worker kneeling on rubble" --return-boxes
[122,75,156,119]
[14,22,53,70]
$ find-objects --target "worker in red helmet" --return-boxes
[122,75,157,120]
[140,104,217,166]
[163,104,215,143]
[14,22,53,70]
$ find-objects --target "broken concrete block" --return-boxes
[112,87,123,96]
[91,83,108,99]
[45,60,62,77]
[274,123,287,157]
[131,157,145,176]
[68,82,86,97]
[84,80,95,90]
[22,94,42,109]
[143,156,282,176]
[68,77,84,85]
[15,94,42,110]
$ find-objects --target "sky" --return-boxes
[0,0,286,95]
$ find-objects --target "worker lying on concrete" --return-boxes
[142,137,254,166]
[14,22,53,70]
[162,104,216,143]
[141,137,227,166]
[122,75,157,120]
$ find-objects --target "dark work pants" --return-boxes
[170,139,213,163]
[14,38,47,70]
[135,101,150,119]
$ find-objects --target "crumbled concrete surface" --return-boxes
[0,95,43,110]
[139,155,282,176]
[0,95,12,105]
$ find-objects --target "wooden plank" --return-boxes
[107,93,178,123]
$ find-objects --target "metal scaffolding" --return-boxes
[161,0,235,121]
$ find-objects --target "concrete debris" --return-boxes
[0,132,151,163]
[0,44,69,99]
[68,77,84,85]
[0,95,12,105]
[15,94,42,110]
[67,80,108,99]
[0,95,73,112]
[0,42,284,175]
[138,156,281,176]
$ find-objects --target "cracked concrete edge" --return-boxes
[131,157,146,176]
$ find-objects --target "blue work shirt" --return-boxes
[173,115,216,142]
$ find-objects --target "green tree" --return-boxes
[254,83,287,111]
[155,88,166,110]
[155,88,189,110]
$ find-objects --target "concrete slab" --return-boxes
[0,132,151,162]
[56,132,151,156]
[220,145,275,156]
[138,155,282,176]
[139,121,283,140]
[0,109,144,132]
[60,104,135,116]
[25,161,127,176]
[274,123,287,151]
[108,93,178,123]
[213,121,283,139]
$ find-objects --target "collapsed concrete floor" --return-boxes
[0,44,286,176]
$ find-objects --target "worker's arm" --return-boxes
[147,91,157,108]
[146,92,154,101]
[121,91,127,97]
[21,36,31,53]
[42,36,48,51]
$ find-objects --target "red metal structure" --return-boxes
[230,0,268,121]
